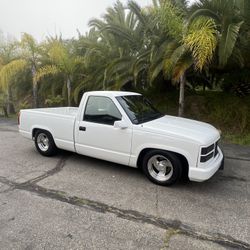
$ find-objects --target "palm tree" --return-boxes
[80,0,217,116]
[35,40,84,106]
[0,59,27,111]
[145,0,217,116]
[0,41,27,114]
[76,0,157,99]
[20,33,43,108]
[87,1,144,88]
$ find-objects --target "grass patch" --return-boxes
[161,229,180,249]
[223,133,250,145]
[148,90,250,146]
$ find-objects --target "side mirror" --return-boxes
[114,119,129,129]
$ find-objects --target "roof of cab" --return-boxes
[85,91,141,97]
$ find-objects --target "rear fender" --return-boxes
[31,126,54,140]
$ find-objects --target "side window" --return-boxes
[84,96,122,125]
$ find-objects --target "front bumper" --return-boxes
[189,147,224,182]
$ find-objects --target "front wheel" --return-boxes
[142,150,182,186]
[34,130,57,157]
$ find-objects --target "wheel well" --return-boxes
[137,148,189,179]
[32,128,39,139]
[32,128,52,139]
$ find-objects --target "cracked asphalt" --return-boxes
[0,118,249,249]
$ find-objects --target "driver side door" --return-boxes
[75,96,132,165]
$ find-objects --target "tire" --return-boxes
[34,130,57,157]
[142,150,182,186]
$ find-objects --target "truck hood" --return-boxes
[141,115,220,145]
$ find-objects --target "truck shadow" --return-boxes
[56,149,249,193]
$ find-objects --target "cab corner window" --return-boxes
[84,96,122,125]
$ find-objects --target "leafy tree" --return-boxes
[35,40,84,106]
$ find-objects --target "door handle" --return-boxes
[79,126,86,131]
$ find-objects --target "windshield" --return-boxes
[116,95,163,124]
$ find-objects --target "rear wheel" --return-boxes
[34,130,57,156]
[142,150,182,186]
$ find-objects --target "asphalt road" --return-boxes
[0,118,249,250]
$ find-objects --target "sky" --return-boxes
[0,0,151,41]
[0,0,196,41]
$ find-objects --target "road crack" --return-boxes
[225,156,250,162]
[0,176,249,249]
[155,185,159,217]
[19,154,70,186]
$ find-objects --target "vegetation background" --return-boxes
[0,0,250,144]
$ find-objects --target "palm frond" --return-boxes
[35,65,60,82]
[110,73,134,90]
[164,44,187,74]
[89,19,107,30]
[0,59,27,90]
[73,78,93,103]
[74,56,85,65]
[188,9,220,25]
[230,46,244,68]
[218,21,244,67]
[156,0,183,40]
[149,60,163,84]
[172,53,193,81]
[101,24,137,48]
[20,33,37,51]
[48,42,68,65]
[106,57,134,81]
[133,50,150,80]
[184,17,217,70]
[128,1,148,28]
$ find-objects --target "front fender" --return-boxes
[129,143,195,168]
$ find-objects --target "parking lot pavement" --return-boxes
[0,118,250,249]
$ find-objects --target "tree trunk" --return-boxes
[3,106,8,117]
[7,85,15,114]
[203,82,206,92]
[32,65,38,108]
[67,77,71,107]
[178,74,185,117]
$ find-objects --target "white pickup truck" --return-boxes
[19,91,224,186]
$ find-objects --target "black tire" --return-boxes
[34,130,57,157]
[142,150,182,186]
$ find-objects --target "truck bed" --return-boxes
[19,107,78,152]
[26,107,79,117]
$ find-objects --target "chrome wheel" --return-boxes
[147,155,173,182]
[37,133,49,152]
